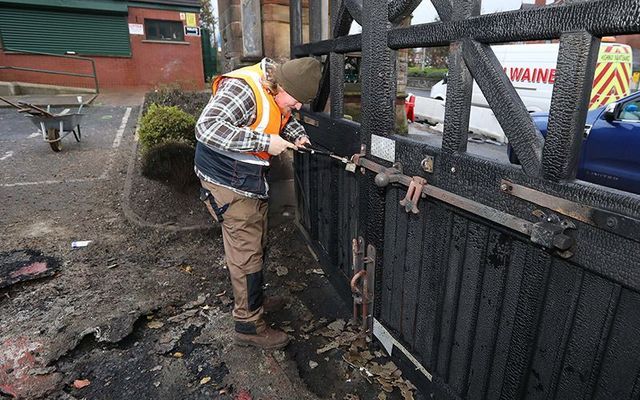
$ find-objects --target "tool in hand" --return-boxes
[296,144,351,164]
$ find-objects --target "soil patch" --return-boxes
[128,147,213,228]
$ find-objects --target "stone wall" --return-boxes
[217,0,309,71]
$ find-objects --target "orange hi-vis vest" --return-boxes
[212,60,291,161]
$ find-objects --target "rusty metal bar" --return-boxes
[352,155,533,236]
[501,179,640,243]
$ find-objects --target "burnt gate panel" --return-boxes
[290,0,640,398]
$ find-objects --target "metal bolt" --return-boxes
[374,172,390,187]
[553,234,574,251]
[500,183,509,191]
[421,157,434,173]
[606,217,618,228]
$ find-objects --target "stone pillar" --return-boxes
[218,0,310,69]
[217,0,244,71]
[262,0,309,61]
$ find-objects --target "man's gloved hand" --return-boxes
[268,135,298,156]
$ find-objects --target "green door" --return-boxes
[201,27,218,81]
[0,6,131,56]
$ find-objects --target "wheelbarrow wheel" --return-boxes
[47,128,62,152]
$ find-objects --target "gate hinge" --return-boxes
[351,237,376,334]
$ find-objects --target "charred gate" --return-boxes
[291,1,640,399]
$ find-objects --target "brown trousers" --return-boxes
[200,180,268,334]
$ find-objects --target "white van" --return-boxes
[429,42,632,112]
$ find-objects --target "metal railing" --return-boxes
[0,47,99,93]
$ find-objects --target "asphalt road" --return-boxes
[0,106,134,187]
[407,87,431,98]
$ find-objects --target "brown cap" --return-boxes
[275,57,322,103]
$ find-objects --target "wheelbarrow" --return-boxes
[28,111,84,152]
[0,96,85,152]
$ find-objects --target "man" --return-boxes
[194,57,322,350]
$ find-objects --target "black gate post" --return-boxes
[360,0,395,145]
[438,0,480,153]
[289,0,302,58]
[542,31,600,182]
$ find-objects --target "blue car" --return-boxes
[509,91,640,195]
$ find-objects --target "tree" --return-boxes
[199,0,216,32]
[199,0,218,49]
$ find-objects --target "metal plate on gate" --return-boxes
[371,135,396,162]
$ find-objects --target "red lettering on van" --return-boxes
[535,68,550,83]
[508,67,555,84]
[510,67,524,81]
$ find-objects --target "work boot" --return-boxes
[234,326,290,350]
[263,296,287,313]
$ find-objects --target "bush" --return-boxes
[407,67,448,80]
[138,104,197,150]
[144,84,211,117]
[141,141,198,192]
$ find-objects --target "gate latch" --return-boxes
[351,237,376,334]
[399,177,427,214]
[530,210,576,258]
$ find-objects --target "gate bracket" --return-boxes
[399,177,427,214]
[530,210,576,258]
[351,237,376,334]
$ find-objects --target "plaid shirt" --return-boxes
[195,61,308,199]
[195,75,307,153]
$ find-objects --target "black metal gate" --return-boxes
[291,1,640,398]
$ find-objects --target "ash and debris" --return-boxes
[0,105,420,400]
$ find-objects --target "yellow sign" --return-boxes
[186,13,197,27]
[598,52,633,63]
[589,44,633,109]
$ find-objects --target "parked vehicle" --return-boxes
[431,42,633,112]
[509,90,640,195]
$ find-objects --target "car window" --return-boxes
[618,100,640,121]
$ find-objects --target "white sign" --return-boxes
[128,23,144,35]
[185,26,200,36]
[371,134,396,162]
[179,12,186,20]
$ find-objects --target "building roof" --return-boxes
[0,0,201,12]
[129,0,200,8]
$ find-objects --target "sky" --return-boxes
[349,0,554,33]
[412,0,533,24]
[208,0,555,39]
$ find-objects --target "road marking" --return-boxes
[1,176,105,188]
[2,107,135,188]
[112,107,131,149]
[0,151,14,161]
